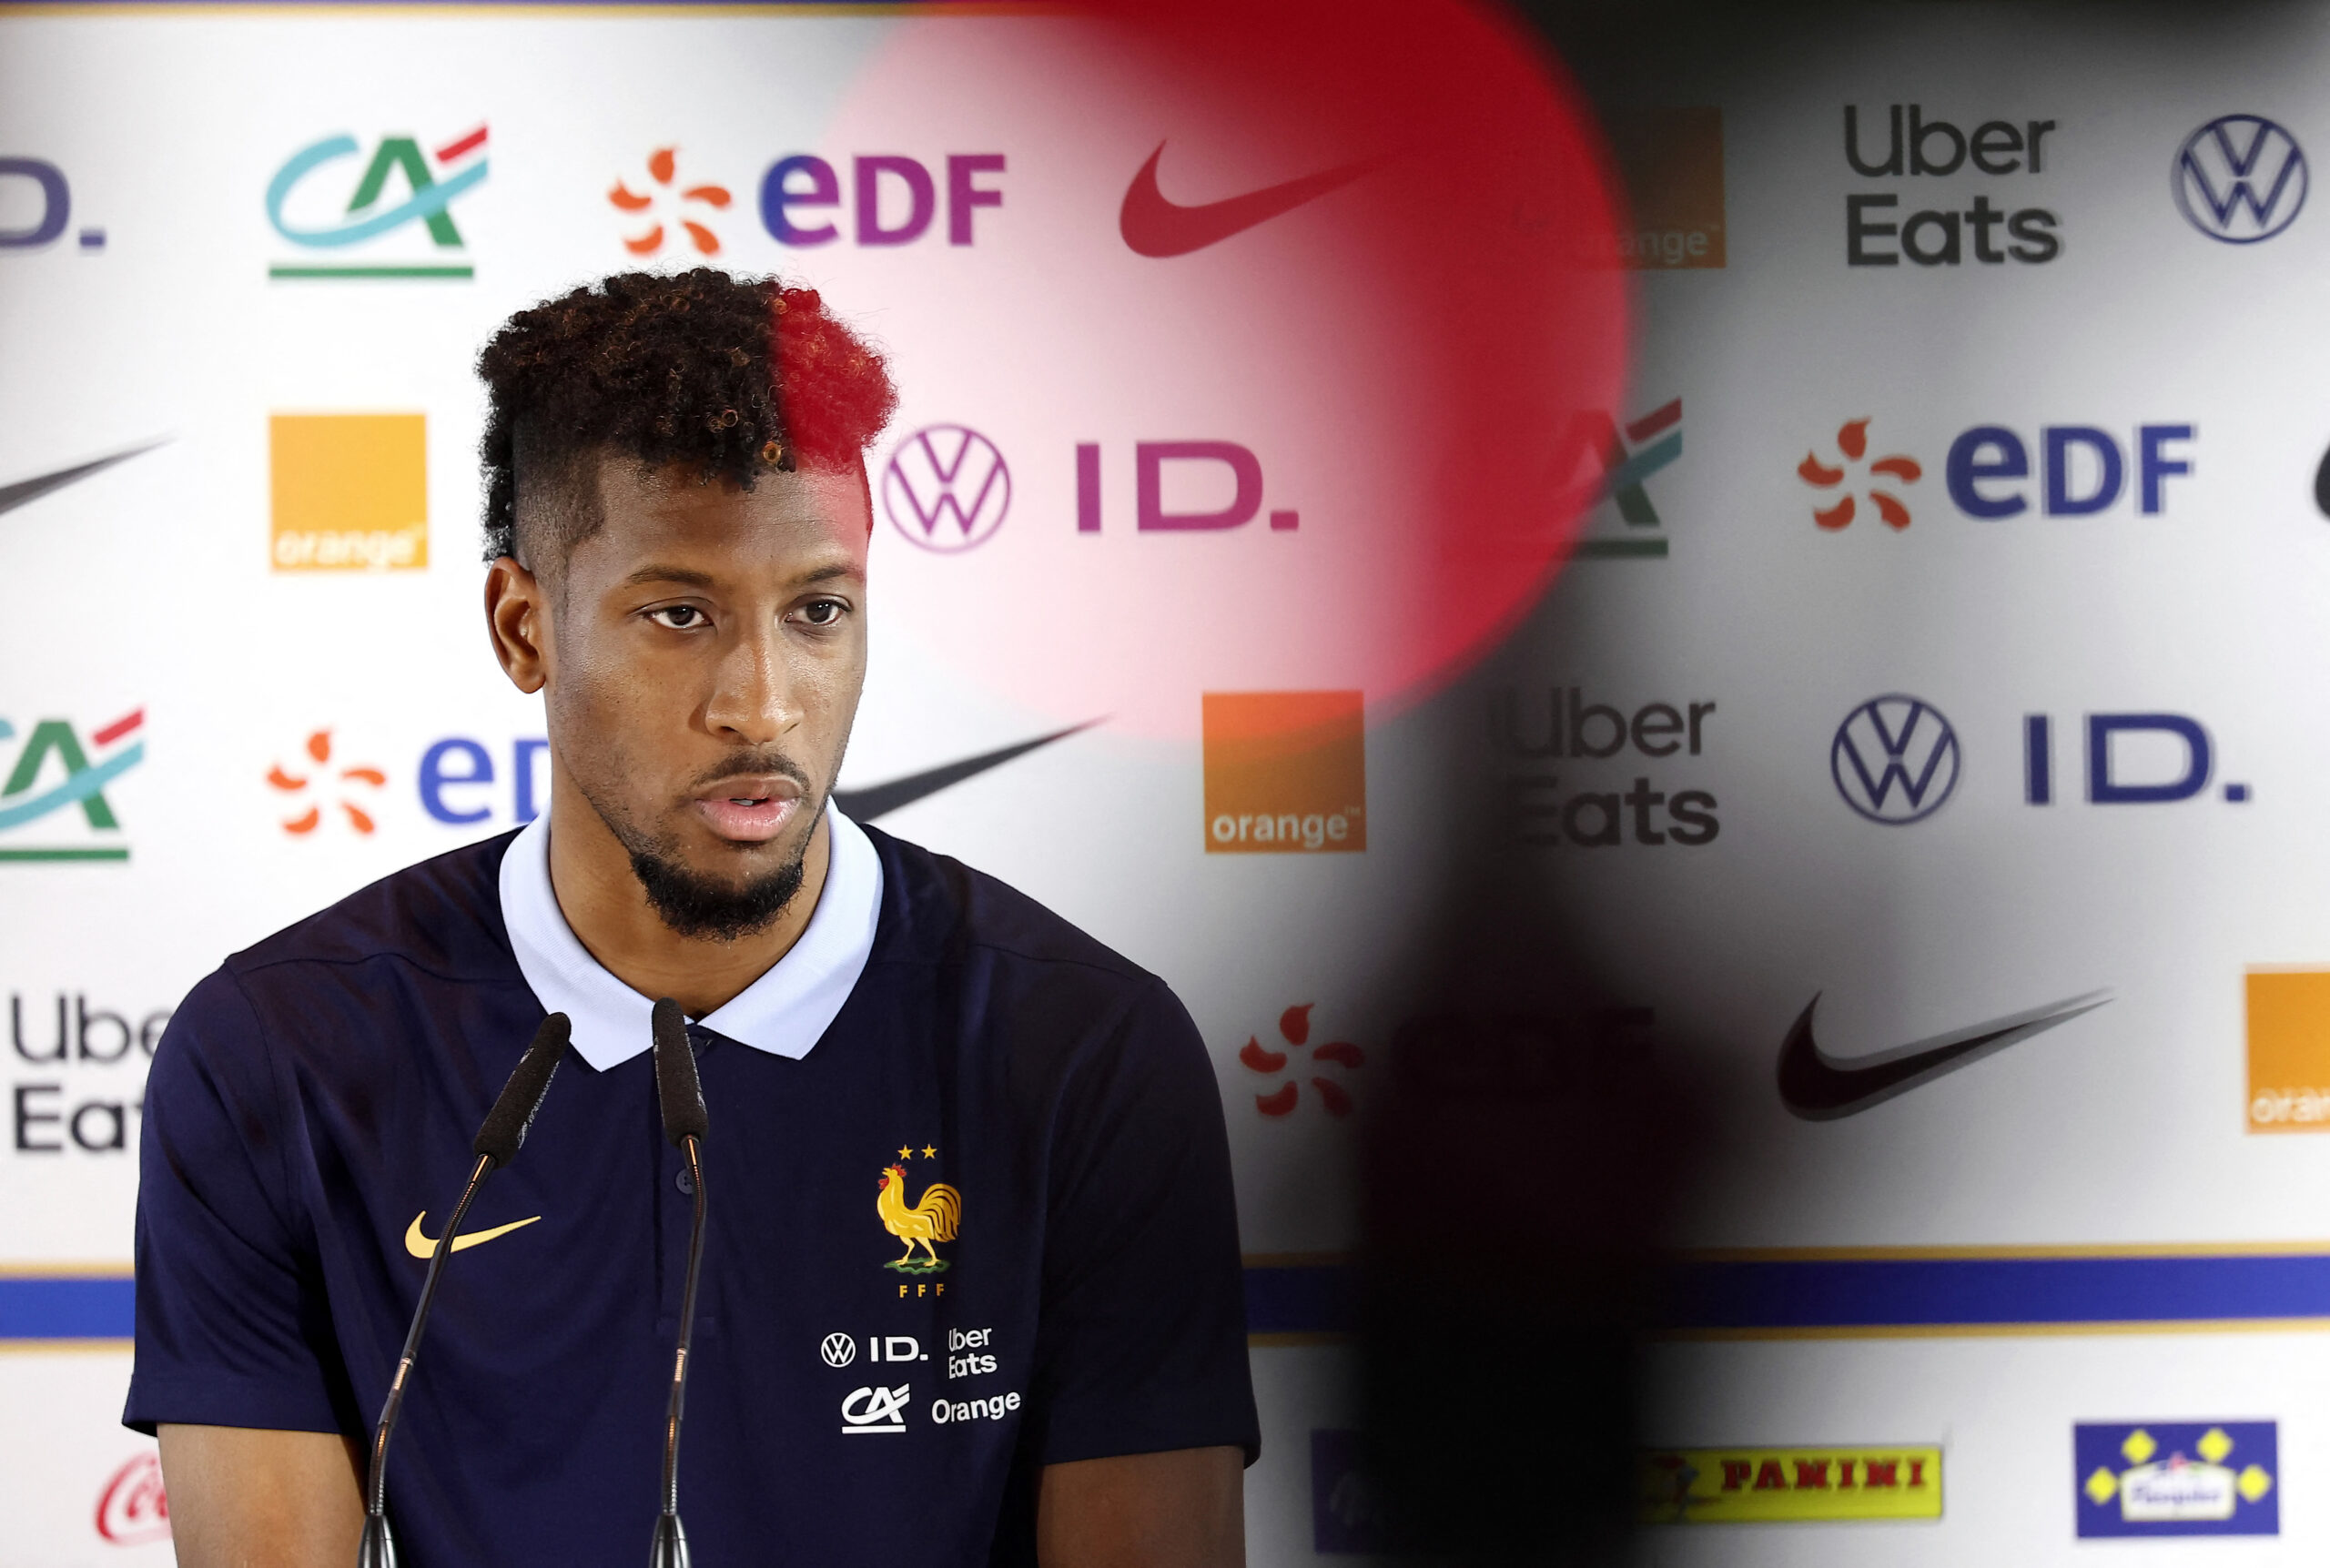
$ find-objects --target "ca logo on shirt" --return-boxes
[877,1145,961,1280]
[841,1382,911,1435]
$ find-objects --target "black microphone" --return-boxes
[649,997,710,1568]
[359,1013,571,1568]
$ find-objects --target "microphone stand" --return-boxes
[653,1132,708,1568]
[360,1012,571,1568]
[650,997,711,1568]
[359,1152,490,1568]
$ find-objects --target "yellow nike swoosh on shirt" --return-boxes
[403,1211,542,1259]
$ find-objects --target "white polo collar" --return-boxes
[498,803,883,1072]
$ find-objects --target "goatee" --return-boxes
[626,836,810,942]
[585,783,818,941]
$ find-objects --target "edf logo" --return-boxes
[0,158,103,250]
[762,154,1004,247]
[1946,425,2193,518]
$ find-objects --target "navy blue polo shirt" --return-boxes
[124,814,1257,1565]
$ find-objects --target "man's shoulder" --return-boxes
[155,834,524,1090]
[220,831,521,991]
[863,824,1164,997]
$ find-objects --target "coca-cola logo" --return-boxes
[95,1452,169,1545]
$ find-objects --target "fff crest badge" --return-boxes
[876,1146,961,1292]
[2074,1421,2277,1537]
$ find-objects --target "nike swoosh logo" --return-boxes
[1777,989,2112,1120]
[0,440,166,518]
[404,1210,542,1259]
[832,720,1099,822]
[1119,143,1389,258]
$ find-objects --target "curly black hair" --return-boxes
[475,268,897,567]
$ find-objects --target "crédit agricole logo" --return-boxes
[267,125,489,279]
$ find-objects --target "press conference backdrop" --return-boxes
[5,0,2329,1562]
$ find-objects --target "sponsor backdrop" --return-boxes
[9,0,2330,1563]
[0,3,1630,1562]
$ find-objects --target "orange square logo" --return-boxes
[1603,106,1726,270]
[1202,692,1365,855]
[270,413,428,571]
[2246,969,2330,1131]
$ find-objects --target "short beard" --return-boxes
[626,835,810,942]
[582,774,820,943]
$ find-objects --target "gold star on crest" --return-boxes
[923,1145,937,1158]
[897,1146,912,1160]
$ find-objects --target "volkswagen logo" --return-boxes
[820,1331,856,1367]
[2174,115,2307,243]
[1832,695,1960,824]
[882,425,1011,552]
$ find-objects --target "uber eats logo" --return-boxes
[1496,686,1719,847]
[1844,104,2061,267]
[12,992,169,1156]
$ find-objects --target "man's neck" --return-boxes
[543,777,832,1018]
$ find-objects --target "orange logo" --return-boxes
[268,729,385,835]
[1601,107,1726,269]
[270,413,427,571]
[2246,969,2330,1132]
[1201,692,1365,854]
[610,147,732,257]
[1239,1003,1365,1118]
[1798,419,1921,531]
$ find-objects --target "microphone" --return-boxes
[650,997,710,1568]
[359,1013,572,1568]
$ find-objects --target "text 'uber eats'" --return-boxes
[1844,104,2062,266]
[1496,689,1720,848]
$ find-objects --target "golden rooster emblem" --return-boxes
[877,1163,962,1274]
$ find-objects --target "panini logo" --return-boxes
[1202,692,1365,854]
[270,414,427,572]
[1640,1446,1941,1524]
[2245,969,2330,1132]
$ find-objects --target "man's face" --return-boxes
[533,455,869,937]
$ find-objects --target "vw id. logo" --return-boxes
[820,1331,856,1368]
[883,425,1011,552]
[2175,115,2307,243]
[1832,695,1960,824]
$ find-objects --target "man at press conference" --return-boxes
[123,270,1259,1566]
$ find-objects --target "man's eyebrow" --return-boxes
[619,563,718,589]
[616,561,864,591]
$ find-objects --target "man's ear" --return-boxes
[485,555,551,694]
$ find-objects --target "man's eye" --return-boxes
[799,600,845,626]
[651,606,706,630]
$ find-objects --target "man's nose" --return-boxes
[702,622,796,746]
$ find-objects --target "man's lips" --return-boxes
[689,779,805,845]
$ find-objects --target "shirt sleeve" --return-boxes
[1026,976,1260,1467]
[123,967,355,1437]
